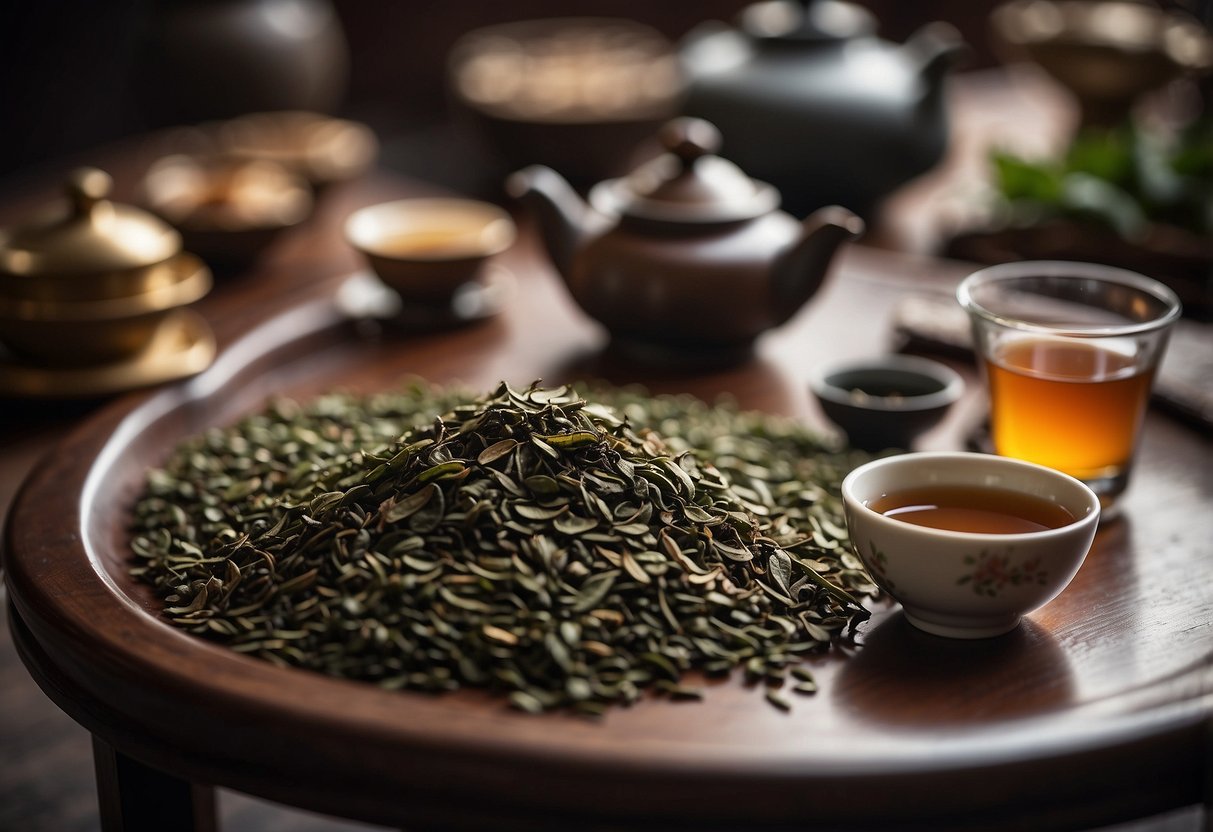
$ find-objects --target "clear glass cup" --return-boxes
[957,261,1181,515]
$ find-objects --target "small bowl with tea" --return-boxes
[142,155,313,269]
[344,198,516,309]
[842,451,1100,639]
[810,355,964,451]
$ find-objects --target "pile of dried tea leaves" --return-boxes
[132,381,877,714]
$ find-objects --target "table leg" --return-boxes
[1206,718,1213,832]
[93,736,217,832]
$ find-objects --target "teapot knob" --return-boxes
[659,118,722,167]
[65,167,113,217]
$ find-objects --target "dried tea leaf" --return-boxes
[382,483,437,523]
[477,438,518,465]
[553,514,598,535]
[768,548,793,597]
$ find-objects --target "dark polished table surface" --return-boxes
[1,68,1210,832]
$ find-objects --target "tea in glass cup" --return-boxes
[957,261,1181,512]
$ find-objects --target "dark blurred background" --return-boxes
[0,0,1014,184]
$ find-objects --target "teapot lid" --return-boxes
[0,168,182,278]
[589,118,780,224]
[741,0,876,42]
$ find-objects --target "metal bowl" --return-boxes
[448,18,683,184]
[216,111,379,188]
[992,0,1213,125]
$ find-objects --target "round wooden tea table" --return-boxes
[5,242,1213,832]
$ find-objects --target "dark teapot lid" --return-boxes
[590,118,780,224]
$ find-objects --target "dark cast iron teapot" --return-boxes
[508,117,863,362]
[680,0,966,218]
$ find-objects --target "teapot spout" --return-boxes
[506,165,595,280]
[771,206,864,323]
[906,22,966,104]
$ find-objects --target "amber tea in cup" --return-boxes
[871,484,1076,534]
[958,261,1181,512]
[377,228,496,259]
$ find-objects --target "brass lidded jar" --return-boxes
[0,168,212,366]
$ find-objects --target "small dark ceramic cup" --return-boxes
[810,354,964,451]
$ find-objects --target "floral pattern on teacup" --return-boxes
[958,550,1049,597]
[866,542,896,591]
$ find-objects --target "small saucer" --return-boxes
[0,309,216,398]
[336,267,512,331]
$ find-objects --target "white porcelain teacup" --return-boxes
[842,452,1100,639]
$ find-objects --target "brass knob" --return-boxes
[66,167,113,217]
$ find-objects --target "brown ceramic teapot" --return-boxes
[508,118,863,359]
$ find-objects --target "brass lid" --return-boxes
[0,168,182,278]
[589,118,779,223]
